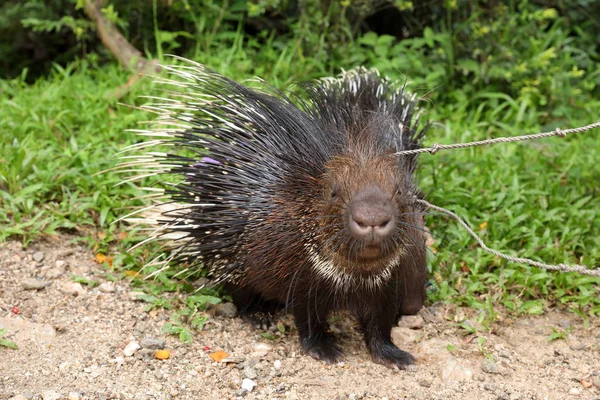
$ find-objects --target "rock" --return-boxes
[141,336,166,350]
[483,383,497,391]
[439,357,473,384]
[241,378,257,392]
[60,282,86,296]
[220,356,245,364]
[123,341,141,357]
[391,327,419,345]
[215,302,238,318]
[21,278,48,290]
[55,260,67,269]
[33,251,45,263]
[244,365,258,379]
[273,360,282,370]
[253,342,272,357]
[592,376,600,389]
[98,282,116,293]
[128,291,146,301]
[191,277,210,288]
[415,338,450,361]
[68,392,83,400]
[0,317,56,345]
[569,343,587,351]
[136,348,155,362]
[559,320,572,330]
[419,379,432,388]
[43,268,63,280]
[398,315,424,329]
[568,387,581,395]
[481,358,500,374]
[41,391,62,400]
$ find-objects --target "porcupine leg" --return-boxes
[293,301,342,363]
[224,283,281,330]
[358,301,415,369]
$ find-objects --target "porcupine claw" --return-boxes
[240,311,276,331]
[368,341,415,370]
[302,335,343,364]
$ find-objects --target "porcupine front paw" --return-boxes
[368,340,415,369]
[224,283,281,330]
[240,311,276,331]
[301,335,343,364]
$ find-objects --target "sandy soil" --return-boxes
[0,237,599,400]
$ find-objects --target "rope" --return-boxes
[396,121,600,156]
[416,199,600,278]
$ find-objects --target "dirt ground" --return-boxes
[0,237,599,400]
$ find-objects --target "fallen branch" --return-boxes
[84,0,161,99]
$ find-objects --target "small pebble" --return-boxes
[569,343,587,351]
[244,366,258,379]
[215,302,238,318]
[55,260,67,269]
[60,282,86,296]
[241,378,257,392]
[21,278,48,290]
[43,268,63,280]
[33,251,45,263]
[9,396,28,400]
[483,383,497,391]
[68,393,82,400]
[273,360,282,370]
[128,291,146,301]
[568,387,581,395]
[41,391,62,400]
[440,357,473,383]
[559,320,572,330]
[481,358,499,374]
[592,376,600,389]
[136,348,155,361]
[123,341,141,357]
[141,336,166,350]
[254,343,273,353]
[418,379,432,388]
[192,277,210,288]
[98,282,116,293]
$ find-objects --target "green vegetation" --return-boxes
[1,0,599,328]
[0,329,18,350]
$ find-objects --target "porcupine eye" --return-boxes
[329,186,341,203]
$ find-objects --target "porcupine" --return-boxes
[123,58,429,369]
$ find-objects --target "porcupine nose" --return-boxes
[348,187,395,242]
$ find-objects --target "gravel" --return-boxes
[1,237,599,400]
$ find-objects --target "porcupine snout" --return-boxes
[347,186,396,244]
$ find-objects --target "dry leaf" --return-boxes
[209,350,230,362]
[155,350,170,360]
[581,380,592,389]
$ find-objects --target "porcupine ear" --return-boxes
[114,56,327,281]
